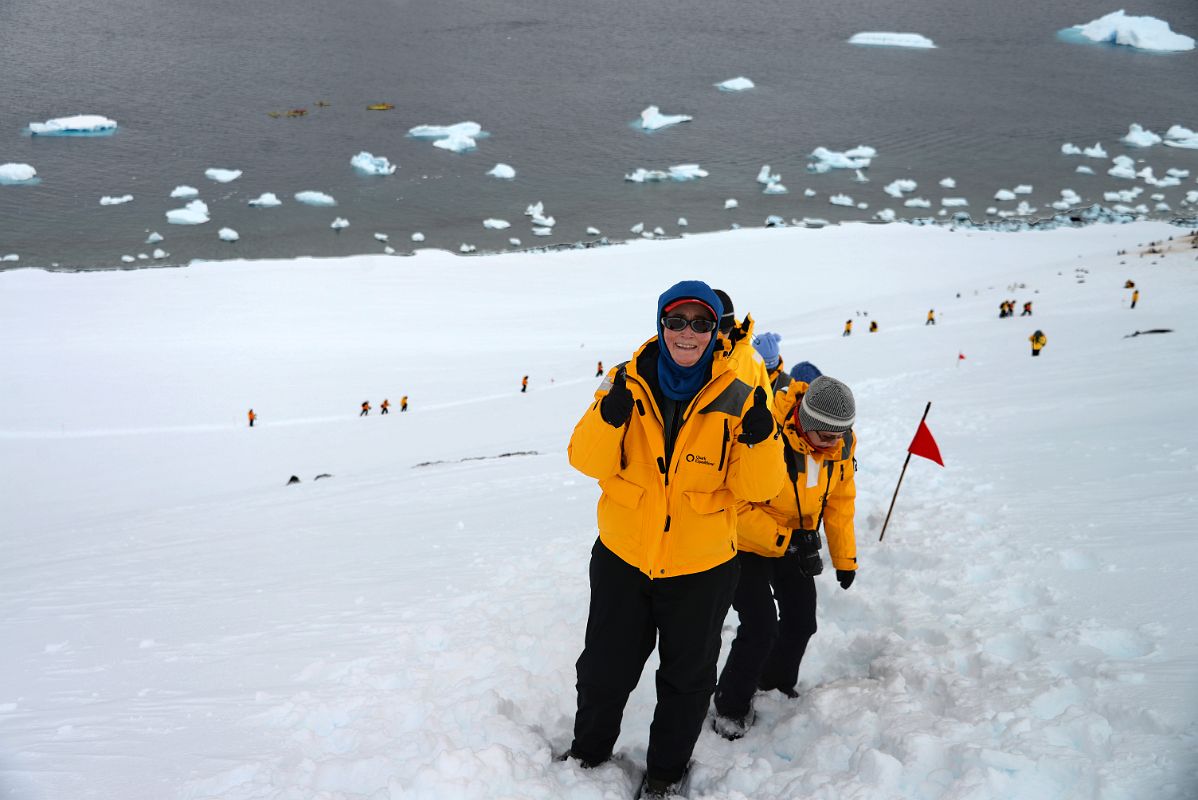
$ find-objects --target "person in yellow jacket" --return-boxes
[712,374,858,739]
[1030,329,1047,357]
[564,280,785,799]
[842,319,852,336]
[926,308,936,325]
[400,395,408,412]
[1131,289,1139,309]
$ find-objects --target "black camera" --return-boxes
[787,529,824,577]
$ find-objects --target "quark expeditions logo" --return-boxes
[685,453,715,467]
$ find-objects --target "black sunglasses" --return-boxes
[661,316,718,334]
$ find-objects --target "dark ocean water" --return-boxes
[1,0,1196,270]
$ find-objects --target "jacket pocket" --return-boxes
[599,474,645,509]
[683,488,736,516]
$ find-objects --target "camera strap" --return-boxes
[783,436,834,533]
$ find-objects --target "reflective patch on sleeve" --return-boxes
[698,378,751,415]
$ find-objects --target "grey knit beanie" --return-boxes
[799,376,856,433]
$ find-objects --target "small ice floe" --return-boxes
[330,217,349,231]
[524,201,544,217]
[1051,189,1082,210]
[121,255,135,263]
[587,226,602,235]
[460,243,476,253]
[639,106,692,131]
[756,165,780,185]
[171,185,199,199]
[724,198,738,209]
[829,193,854,207]
[508,237,521,246]
[145,231,163,244]
[1164,125,1198,149]
[856,201,869,209]
[1105,187,1143,202]
[205,168,242,183]
[1076,165,1095,174]
[801,217,831,227]
[941,197,968,207]
[1062,143,1083,155]
[875,208,897,222]
[100,194,133,205]
[1063,11,1195,52]
[248,193,282,207]
[384,246,396,254]
[904,197,931,208]
[630,222,645,234]
[1184,190,1198,204]
[1084,143,1107,158]
[653,226,665,236]
[374,232,389,242]
[764,215,786,227]
[883,179,917,198]
[626,164,709,182]
[0,163,37,185]
[408,122,486,153]
[1,253,19,261]
[295,191,336,206]
[1014,184,1033,194]
[763,181,788,195]
[152,248,167,259]
[853,169,869,183]
[1155,201,1171,211]
[808,146,874,171]
[530,212,555,228]
[716,76,755,92]
[986,206,999,215]
[1151,192,1166,201]
[939,177,956,188]
[1167,167,1190,177]
[641,230,655,239]
[351,152,396,175]
[1122,124,1162,147]
[994,189,1016,201]
[1015,200,1037,215]
[532,227,552,236]
[411,232,425,242]
[166,199,209,225]
[677,217,687,227]
[483,218,510,229]
[487,163,516,179]
[28,114,117,136]
[848,32,936,48]
[1108,155,1137,180]
[219,227,239,242]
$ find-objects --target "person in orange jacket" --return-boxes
[1131,289,1139,309]
[596,360,604,377]
[381,398,390,414]
[1030,330,1047,357]
[1021,301,1033,317]
[521,375,529,393]
[360,400,370,416]
[401,395,408,412]
[842,319,852,337]
[248,408,256,427]
[563,280,784,799]
[926,309,936,325]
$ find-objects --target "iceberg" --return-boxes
[295,191,336,207]
[1061,143,1083,155]
[1,253,19,261]
[904,197,931,208]
[121,255,135,263]
[408,122,485,153]
[1014,185,1033,194]
[942,197,968,207]
[219,228,239,242]
[884,179,917,198]
[1084,143,1108,158]
[756,165,780,185]
[1104,187,1142,202]
[411,232,425,242]
[1163,125,1198,149]
[483,219,510,230]
[849,32,936,48]
[994,189,1016,201]
[809,146,874,170]
[1166,167,1190,177]
[28,114,117,136]
[1122,124,1161,147]
[939,177,956,188]
[374,233,389,242]
[1064,11,1194,52]
[350,152,396,175]
[804,189,817,197]
[330,217,349,231]
[205,168,242,183]
[630,222,644,234]
[166,199,209,225]
[100,195,133,205]
[152,248,167,259]
[508,238,521,246]
[248,193,282,207]
[587,226,601,235]
[171,185,199,199]
[460,244,476,253]
[639,106,692,131]
[530,213,555,228]
[384,246,396,255]
[0,163,37,185]
[531,227,552,237]
[524,201,545,217]
[875,209,897,222]
[145,232,163,244]
[724,199,738,209]
[487,163,516,179]
[853,169,869,183]
[1052,189,1082,210]
[1076,165,1095,175]
[829,193,855,207]
[1108,155,1137,180]
[677,218,687,227]
[716,77,755,92]
[763,182,788,195]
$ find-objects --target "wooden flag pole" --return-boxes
[879,401,932,542]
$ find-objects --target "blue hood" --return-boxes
[656,280,723,401]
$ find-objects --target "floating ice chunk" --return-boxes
[1062,143,1083,155]
[1108,155,1137,180]
[639,106,692,131]
[1084,143,1108,158]
[248,193,282,207]
[630,222,644,234]
[219,227,239,242]
[1122,124,1162,147]
[1166,167,1190,178]
[166,199,209,225]
[531,227,552,236]
[666,164,707,180]
[351,152,396,175]
[1014,184,1033,194]
[295,191,336,206]
[676,218,687,227]
[884,179,917,197]
[764,215,786,227]
[1065,11,1195,52]
[1,253,18,261]
[28,114,117,135]
[857,202,869,209]
[994,189,1016,201]
[875,208,896,222]
[508,238,521,246]
[121,255,135,263]
[757,165,780,185]
[716,76,755,91]
[1155,202,1171,211]
[904,197,931,208]
[724,199,738,209]
[1076,165,1095,174]
[100,195,133,205]
[942,197,968,206]
[0,163,37,184]
[763,181,788,195]
[625,165,708,182]
[384,246,396,254]
[330,217,349,230]
[460,243,476,252]
[939,177,956,188]
[524,202,544,217]
[809,147,873,170]
[853,169,869,183]
[205,168,242,183]
[829,193,854,207]
[145,232,163,244]
[849,32,936,48]
[530,213,555,228]
[171,185,198,199]
[1151,193,1165,201]
[1163,125,1198,149]
[411,232,425,242]
[986,207,999,215]
[587,226,601,235]
[654,226,665,236]
[374,232,389,242]
[483,218,510,229]
[1185,190,1198,204]
[487,163,516,179]
[804,188,817,197]
[152,248,166,258]
[1052,189,1082,210]
[1104,187,1142,202]
[408,122,485,153]
[801,218,830,226]
[1016,200,1037,215]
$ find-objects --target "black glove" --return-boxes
[737,386,775,445]
[786,529,824,577]
[836,569,855,590]
[599,369,634,428]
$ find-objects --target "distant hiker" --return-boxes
[842,319,852,337]
[521,375,529,393]
[1030,330,1047,357]
[563,280,784,799]
[380,398,390,414]
[999,301,1011,318]
[712,375,858,740]
[1124,279,1135,289]
[596,361,604,377]
[1131,289,1139,309]
[360,401,370,416]
[869,321,878,333]
[754,331,788,392]
[1021,301,1033,317]
[401,395,408,412]
[926,309,936,325]
[248,408,256,427]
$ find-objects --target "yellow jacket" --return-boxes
[734,382,858,571]
[1030,332,1046,351]
[568,335,786,579]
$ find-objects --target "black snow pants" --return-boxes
[572,539,738,785]
[714,551,817,718]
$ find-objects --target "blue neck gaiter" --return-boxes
[656,280,723,401]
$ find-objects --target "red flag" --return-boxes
[958,352,966,361]
[908,420,944,466]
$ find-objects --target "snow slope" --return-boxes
[1,222,1196,799]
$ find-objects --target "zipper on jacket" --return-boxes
[664,515,671,532]
[717,419,730,471]
[657,456,667,485]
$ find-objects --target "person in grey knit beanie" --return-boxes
[798,376,855,435]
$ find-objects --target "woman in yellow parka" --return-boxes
[712,372,859,740]
[564,280,785,799]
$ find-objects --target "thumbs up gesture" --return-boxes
[599,368,635,428]
[737,385,775,444]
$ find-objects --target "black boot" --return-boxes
[636,761,692,798]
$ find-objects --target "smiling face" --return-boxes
[661,301,714,367]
